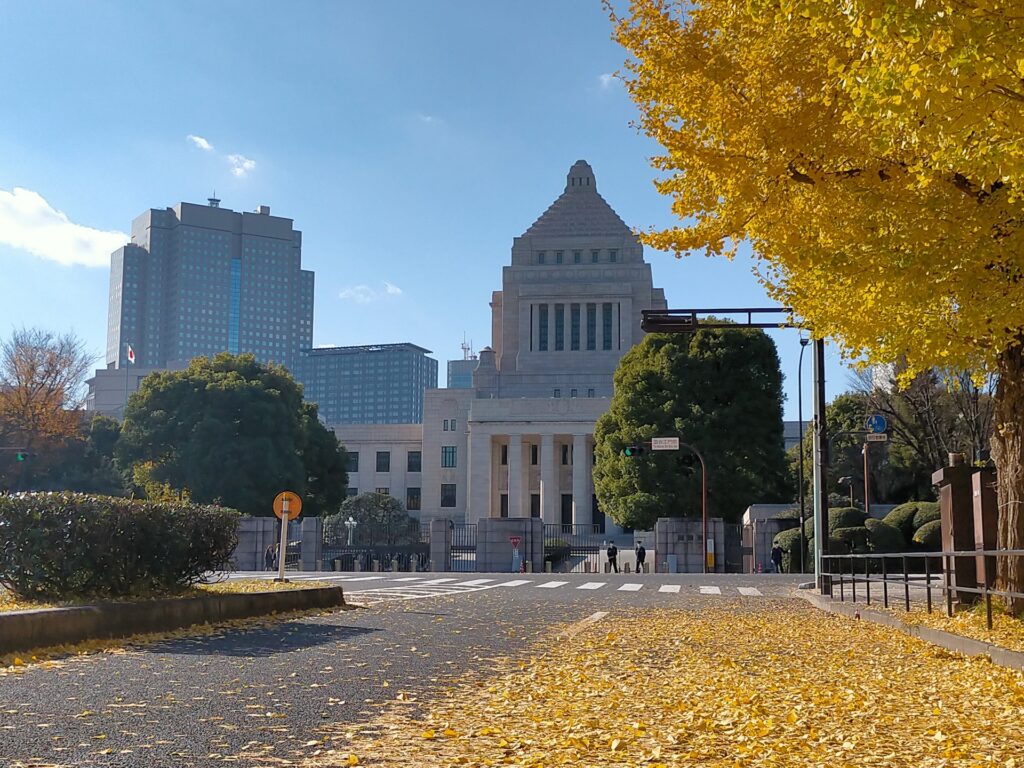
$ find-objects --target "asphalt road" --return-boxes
[0,573,802,767]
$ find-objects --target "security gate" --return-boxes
[451,523,477,572]
[545,523,604,573]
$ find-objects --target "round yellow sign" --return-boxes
[273,491,302,520]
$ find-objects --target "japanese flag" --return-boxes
[126,344,135,365]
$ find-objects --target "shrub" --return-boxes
[864,518,906,553]
[803,507,868,540]
[912,519,942,550]
[911,502,941,532]
[834,526,870,554]
[880,505,929,540]
[773,527,805,573]
[0,492,239,600]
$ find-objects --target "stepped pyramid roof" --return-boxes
[521,160,633,239]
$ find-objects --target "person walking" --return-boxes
[634,543,647,574]
[264,543,275,571]
[607,542,619,573]
[770,543,784,574]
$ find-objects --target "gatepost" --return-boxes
[429,518,452,572]
[933,454,978,604]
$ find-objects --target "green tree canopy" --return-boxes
[326,492,420,547]
[594,327,792,530]
[115,353,346,515]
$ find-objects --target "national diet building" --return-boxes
[335,161,667,532]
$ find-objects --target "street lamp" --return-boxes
[837,476,855,508]
[797,336,810,573]
[344,516,358,546]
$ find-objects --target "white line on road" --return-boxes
[618,583,643,591]
[578,582,606,590]
[496,580,531,587]
[457,579,496,586]
[560,611,610,638]
[536,581,569,589]
[418,578,458,585]
[699,586,722,595]
[658,585,681,594]
[738,587,763,596]
[393,577,426,582]
[335,576,388,582]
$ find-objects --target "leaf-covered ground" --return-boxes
[879,602,1024,654]
[304,602,1024,767]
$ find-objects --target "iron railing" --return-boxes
[822,549,1024,630]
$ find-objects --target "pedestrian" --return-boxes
[264,543,275,571]
[635,542,647,574]
[771,543,784,574]
[607,542,619,573]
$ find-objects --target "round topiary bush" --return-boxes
[912,518,942,550]
[883,502,928,540]
[834,526,870,555]
[911,502,941,532]
[803,507,868,540]
[865,518,906,553]
[0,492,239,600]
[773,527,805,573]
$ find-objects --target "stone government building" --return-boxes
[336,161,667,532]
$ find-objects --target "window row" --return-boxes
[345,447,455,473]
[346,484,454,510]
[552,388,596,399]
[500,443,587,466]
[533,303,617,351]
[536,249,618,265]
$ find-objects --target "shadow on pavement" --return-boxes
[142,622,382,657]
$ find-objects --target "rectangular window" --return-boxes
[538,304,549,351]
[451,418,456,431]
[441,446,457,468]
[376,451,390,472]
[440,483,456,507]
[406,487,421,511]
[346,452,360,472]
[586,303,597,351]
[588,388,595,398]
[554,303,564,350]
[561,444,569,465]
[573,250,581,264]
[443,419,448,431]
[531,444,538,465]
[570,388,578,398]
[591,249,600,263]
[500,494,509,518]
[530,493,540,518]
[554,388,561,398]
[407,451,422,473]
[500,444,508,465]
[609,249,618,262]
[555,250,564,264]
[570,303,580,351]
[375,487,389,496]
[602,303,613,351]
[346,487,358,497]
[538,251,546,264]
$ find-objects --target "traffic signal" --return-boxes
[623,443,645,457]
[14,451,27,462]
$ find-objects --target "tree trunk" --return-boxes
[991,340,1024,614]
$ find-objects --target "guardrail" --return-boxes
[821,550,1024,630]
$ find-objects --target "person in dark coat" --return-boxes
[634,543,647,574]
[770,544,784,574]
[607,542,619,573]
[265,544,276,571]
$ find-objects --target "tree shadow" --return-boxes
[142,621,382,657]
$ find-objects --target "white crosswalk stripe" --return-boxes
[658,584,681,593]
[699,586,722,595]
[738,587,763,596]
[393,576,425,582]
[578,582,606,590]
[496,579,531,587]
[536,581,569,589]
[618,583,643,591]
[458,579,496,586]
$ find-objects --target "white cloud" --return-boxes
[187,134,214,151]
[416,113,438,124]
[227,154,256,177]
[599,73,616,89]
[0,187,127,268]
[339,282,404,303]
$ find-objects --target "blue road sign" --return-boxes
[866,414,888,434]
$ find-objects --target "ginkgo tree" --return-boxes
[611,0,1024,606]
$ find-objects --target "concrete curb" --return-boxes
[798,591,1024,672]
[0,585,345,655]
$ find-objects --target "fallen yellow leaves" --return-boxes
[307,602,1024,767]
[881,602,1024,654]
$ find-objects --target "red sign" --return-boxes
[510,536,521,549]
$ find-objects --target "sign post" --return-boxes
[273,491,302,582]
[510,536,522,573]
[863,416,889,519]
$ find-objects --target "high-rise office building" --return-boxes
[295,343,438,425]
[105,198,313,371]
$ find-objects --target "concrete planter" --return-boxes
[0,585,345,655]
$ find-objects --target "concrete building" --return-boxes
[89,198,314,416]
[294,344,438,425]
[446,359,476,389]
[335,160,668,530]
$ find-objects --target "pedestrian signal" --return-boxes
[623,443,645,457]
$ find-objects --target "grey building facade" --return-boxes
[105,199,313,371]
[295,344,438,425]
[446,358,476,389]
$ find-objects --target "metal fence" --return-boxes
[822,549,1024,629]
[545,523,605,573]
[451,523,477,572]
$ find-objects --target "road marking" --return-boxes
[393,577,426,582]
[335,576,388,582]
[457,579,495,586]
[738,587,763,596]
[699,586,722,595]
[658,584,681,593]
[560,611,610,638]
[536,581,569,589]
[418,578,458,585]
[496,580,531,587]
[619,583,643,591]
[578,582,606,590]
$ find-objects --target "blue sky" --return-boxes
[0,1,853,420]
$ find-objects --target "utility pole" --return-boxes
[812,339,830,594]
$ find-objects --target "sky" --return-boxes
[0,0,855,421]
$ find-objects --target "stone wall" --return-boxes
[653,517,727,573]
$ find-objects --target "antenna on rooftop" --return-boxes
[208,191,220,208]
[461,334,477,360]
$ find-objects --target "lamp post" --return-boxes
[838,476,854,508]
[797,336,810,573]
[344,516,358,546]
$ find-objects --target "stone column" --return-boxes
[572,434,590,526]
[508,433,523,517]
[540,433,557,524]
[467,429,491,522]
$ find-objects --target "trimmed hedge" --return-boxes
[912,519,942,550]
[834,526,870,554]
[773,527,805,573]
[864,518,906,553]
[803,507,869,539]
[912,502,941,531]
[883,502,926,540]
[0,492,239,600]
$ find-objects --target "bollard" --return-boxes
[545,560,552,573]
[392,558,400,572]
[354,561,362,573]
[584,561,591,573]
[624,563,631,574]
[525,560,533,573]
[372,559,380,572]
